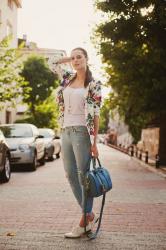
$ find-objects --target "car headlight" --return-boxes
[19,144,30,151]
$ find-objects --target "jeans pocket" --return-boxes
[75,127,89,136]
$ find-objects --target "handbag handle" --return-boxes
[92,157,102,169]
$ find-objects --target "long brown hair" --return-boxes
[70,47,93,88]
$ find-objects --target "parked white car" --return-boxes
[0,123,45,171]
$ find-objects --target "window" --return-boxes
[5,111,11,124]
[0,125,33,138]
[6,21,12,36]
[8,0,13,10]
[31,125,39,137]
[0,10,1,25]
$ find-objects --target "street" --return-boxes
[0,144,166,250]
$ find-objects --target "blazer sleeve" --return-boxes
[55,86,63,105]
[91,81,102,116]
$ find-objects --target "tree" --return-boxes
[99,97,111,133]
[15,94,59,130]
[0,37,30,109]
[21,55,59,115]
[94,0,166,161]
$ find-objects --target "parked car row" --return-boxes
[0,123,61,183]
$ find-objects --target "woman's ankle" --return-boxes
[88,212,95,222]
[79,214,89,227]
[79,212,94,227]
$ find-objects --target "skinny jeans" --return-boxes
[61,125,93,213]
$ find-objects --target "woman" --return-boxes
[56,47,102,238]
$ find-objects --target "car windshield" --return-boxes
[0,129,5,139]
[39,130,54,138]
[0,125,33,138]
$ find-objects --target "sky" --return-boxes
[17,0,110,97]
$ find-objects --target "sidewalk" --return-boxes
[108,143,166,178]
[0,144,166,250]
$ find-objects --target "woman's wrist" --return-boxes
[93,140,97,146]
[94,135,98,144]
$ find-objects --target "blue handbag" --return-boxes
[84,157,112,239]
[85,157,112,197]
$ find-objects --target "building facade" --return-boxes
[0,0,21,124]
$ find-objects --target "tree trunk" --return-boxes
[30,104,36,117]
[159,116,166,165]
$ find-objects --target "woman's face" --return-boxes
[70,49,87,71]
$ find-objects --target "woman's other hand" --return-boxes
[90,144,99,158]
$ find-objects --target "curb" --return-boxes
[131,157,166,179]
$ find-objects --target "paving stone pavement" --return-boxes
[0,144,166,250]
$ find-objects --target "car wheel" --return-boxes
[38,152,46,166]
[56,153,60,159]
[48,155,54,161]
[48,147,54,161]
[0,155,11,183]
[29,153,37,171]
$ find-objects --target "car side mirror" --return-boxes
[54,136,60,139]
[36,135,44,139]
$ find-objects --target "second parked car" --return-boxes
[0,123,45,171]
[38,128,61,161]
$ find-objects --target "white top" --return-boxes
[63,86,86,127]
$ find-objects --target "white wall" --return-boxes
[117,132,133,147]
[108,111,133,147]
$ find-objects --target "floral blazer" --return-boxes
[56,74,102,144]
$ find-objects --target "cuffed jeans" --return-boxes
[61,125,93,213]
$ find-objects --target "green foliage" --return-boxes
[15,94,59,129]
[0,37,31,109]
[94,0,166,141]
[21,55,58,114]
[99,97,111,133]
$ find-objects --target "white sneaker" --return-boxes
[64,224,91,238]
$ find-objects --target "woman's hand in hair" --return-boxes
[90,143,99,158]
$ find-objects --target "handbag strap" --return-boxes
[88,193,106,240]
[84,187,106,240]
[84,157,106,239]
